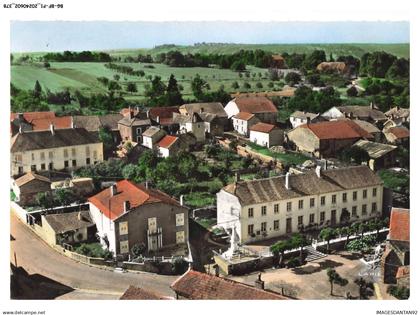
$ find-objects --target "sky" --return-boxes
[10,21,409,52]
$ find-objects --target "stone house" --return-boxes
[383,126,409,146]
[287,120,373,158]
[41,211,96,246]
[385,106,409,123]
[10,126,103,176]
[316,62,348,75]
[322,105,387,124]
[88,180,189,257]
[225,96,278,124]
[10,111,72,136]
[352,140,397,171]
[142,126,166,149]
[232,112,260,136]
[148,106,180,134]
[173,112,206,143]
[118,110,151,143]
[289,111,325,129]
[382,208,409,285]
[157,135,180,158]
[73,114,123,144]
[217,165,383,244]
[249,123,283,147]
[11,172,51,206]
[352,119,382,142]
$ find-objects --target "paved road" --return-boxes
[10,212,177,299]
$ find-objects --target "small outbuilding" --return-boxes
[12,172,51,206]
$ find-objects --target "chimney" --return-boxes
[123,200,130,213]
[110,184,117,196]
[156,115,160,124]
[200,107,204,114]
[129,109,134,119]
[146,110,150,118]
[145,181,149,189]
[370,102,374,109]
[180,195,184,206]
[50,123,55,135]
[136,106,140,114]
[306,117,310,125]
[322,159,327,170]
[316,165,322,178]
[285,172,290,190]
[234,172,240,183]
[19,125,22,134]
[255,273,265,290]
[71,116,75,128]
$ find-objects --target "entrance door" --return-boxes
[331,210,337,225]
[286,218,292,234]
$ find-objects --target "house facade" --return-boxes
[88,180,189,257]
[287,120,372,158]
[322,105,387,124]
[10,126,103,176]
[11,172,51,206]
[118,110,151,143]
[157,135,180,158]
[173,113,206,143]
[224,96,278,124]
[142,126,166,149]
[352,140,397,171]
[383,126,409,145]
[249,123,283,147]
[217,166,383,244]
[232,112,260,136]
[289,111,324,129]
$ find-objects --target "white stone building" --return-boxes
[232,112,260,136]
[142,126,166,149]
[217,165,383,244]
[173,112,206,143]
[249,123,283,147]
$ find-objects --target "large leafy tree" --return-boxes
[270,239,292,267]
[327,268,348,296]
[319,227,337,253]
[165,74,183,106]
[191,74,210,101]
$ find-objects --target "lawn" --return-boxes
[247,142,308,166]
[378,169,409,194]
[195,217,217,230]
[184,192,216,208]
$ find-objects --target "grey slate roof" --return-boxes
[353,140,397,159]
[142,126,164,137]
[74,114,123,131]
[337,106,387,121]
[173,112,204,124]
[180,102,227,118]
[118,112,151,127]
[43,211,94,234]
[223,165,382,206]
[352,119,381,134]
[11,128,100,153]
[290,111,319,120]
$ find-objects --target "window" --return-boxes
[64,160,69,168]
[286,202,292,212]
[274,204,279,214]
[331,210,337,224]
[64,149,68,158]
[148,217,157,232]
[310,198,315,208]
[176,213,185,226]
[362,204,367,215]
[298,215,303,225]
[373,188,377,197]
[274,220,279,230]
[352,206,357,217]
[261,206,267,216]
[176,231,185,244]
[93,150,98,160]
[298,200,303,209]
[342,193,347,203]
[372,202,377,213]
[353,191,357,201]
[332,194,337,204]
[286,218,292,233]
[363,189,367,199]
[72,160,77,167]
[31,153,35,161]
[48,162,53,170]
[85,146,90,156]
[119,221,128,235]
[71,148,76,157]
[48,151,53,159]
[86,158,91,165]
[248,208,254,218]
[248,224,254,235]
[309,213,315,224]
[261,222,267,232]
[320,211,325,222]
[136,128,142,135]
[119,240,129,254]
[31,165,36,171]
[41,163,46,170]
[321,196,326,206]
[15,154,22,162]
[40,152,45,160]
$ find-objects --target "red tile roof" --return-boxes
[396,266,410,279]
[157,135,178,149]
[30,116,72,130]
[120,286,170,300]
[234,96,278,114]
[301,120,373,140]
[250,122,277,133]
[171,269,288,300]
[388,127,410,139]
[233,112,255,121]
[10,111,56,121]
[149,106,180,125]
[88,180,181,220]
[389,208,410,242]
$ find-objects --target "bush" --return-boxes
[286,257,301,268]
[346,235,376,253]
[172,257,189,274]
[75,243,111,258]
[387,285,409,299]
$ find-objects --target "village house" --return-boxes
[352,119,382,142]
[11,172,51,206]
[50,177,95,198]
[316,62,348,75]
[73,114,123,143]
[289,111,324,129]
[117,110,151,143]
[148,106,180,133]
[217,165,383,244]
[88,180,189,257]
[287,120,373,158]
[142,126,166,149]
[385,106,409,123]
[249,123,283,147]
[10,125,103,176]
[322,105,387,124]
[382,208,410,286]
[232,112,260,136]
[173,112,206,143]
[383,126,410,146]
[170,269,287,300]
[10,112,72,136]
[352,140,397,171]
[157,135,180,158]
[225,96,278,124]
[271,54,287,69]
[40,211,96,246]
